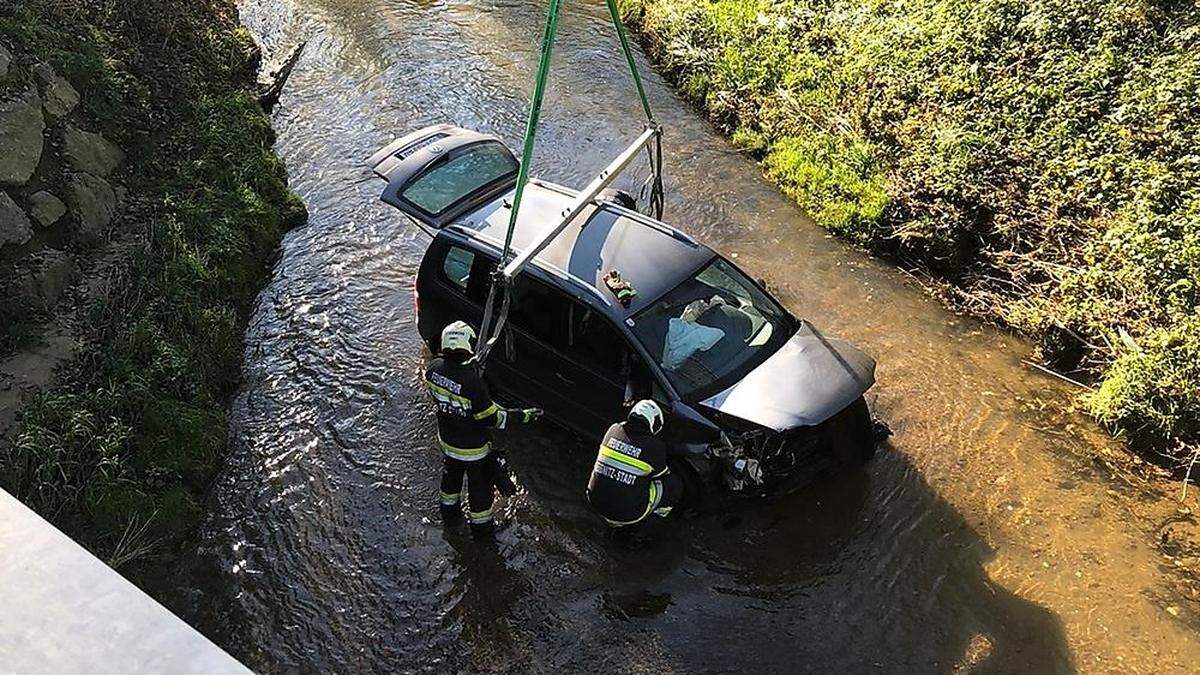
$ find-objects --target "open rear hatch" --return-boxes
[368,124,518,231]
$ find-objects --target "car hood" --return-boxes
[699,322,876,431]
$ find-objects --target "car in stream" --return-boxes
[369,124,881,493]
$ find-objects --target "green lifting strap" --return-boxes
[604,0,656,126]
[500,0,564,259]
[500,0,658,260]
[478,0,661,367]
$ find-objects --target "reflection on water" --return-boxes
[183,0,1200,671]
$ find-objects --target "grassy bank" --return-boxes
[621,0,1200,463]
[0,1,304,572]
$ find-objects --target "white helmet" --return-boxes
[440,321,476,354]
[628,399,664,435]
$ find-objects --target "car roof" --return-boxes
[443,180,715,318]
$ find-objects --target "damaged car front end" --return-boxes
[628,258,883,495]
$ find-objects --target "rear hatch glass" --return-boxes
[402,143,517,216]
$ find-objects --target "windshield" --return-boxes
[630,258,793,399]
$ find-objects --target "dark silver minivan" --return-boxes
[370,124,880,492]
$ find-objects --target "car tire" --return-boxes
[670,457,705,507]
[821,396,876,465]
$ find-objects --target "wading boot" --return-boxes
[440,503,463,526]
[469,520,495,540]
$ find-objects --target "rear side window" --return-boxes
[442,246,475,292]
[402,143,517,215]
[569,304,626,380]
[509,277,570,351]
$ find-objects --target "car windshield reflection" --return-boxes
[630,258,791,398]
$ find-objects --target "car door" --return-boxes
[557,302,641,437]
[497,275,585,427]
[425,245,534,409]
[433,253,649,437]
[499,277,661,437]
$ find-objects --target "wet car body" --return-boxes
[370,124,879,489]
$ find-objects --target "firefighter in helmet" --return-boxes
[586,399,683,529]
[425,321,541,537]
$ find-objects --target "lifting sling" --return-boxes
[475,0,664,366]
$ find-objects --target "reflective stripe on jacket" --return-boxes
[586,422,670,524]
[425,356,503,461]
[600,479,664,527]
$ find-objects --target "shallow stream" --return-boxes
[189,0,1200,670]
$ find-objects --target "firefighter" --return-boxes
[426,321,541,537]
[586,399,683,529]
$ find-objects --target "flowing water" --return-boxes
[190,0,1200,671]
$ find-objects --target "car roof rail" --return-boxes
[443,224,618,310]
[593,201,700,248]
[529,178,701,248]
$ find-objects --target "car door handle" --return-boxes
[555,372,575,385]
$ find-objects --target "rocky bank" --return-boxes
[0,0,304,595]
[0,40,128,434]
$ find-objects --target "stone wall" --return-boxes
[1,40,126,318]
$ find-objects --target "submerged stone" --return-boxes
[0,190,33,247]
[62,126,124,177]
[0,43,11,78]
[0,85,45,185]
[66,172,117,244]
[33,63,79,120]
[28,190,67,228]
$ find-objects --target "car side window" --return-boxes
[441,246,475,292]
[569,303,626,382]
[464,253,495,304]
[508,277,571,350]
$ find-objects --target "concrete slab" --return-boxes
[0,489,251,674]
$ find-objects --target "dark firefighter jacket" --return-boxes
[425,356,505,461]
[587,422,670,525]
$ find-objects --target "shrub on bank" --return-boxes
[623,0,1200,462]
[0,2,304,571]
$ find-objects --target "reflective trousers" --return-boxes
[603,472,683,528]
[439,455,495,526]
